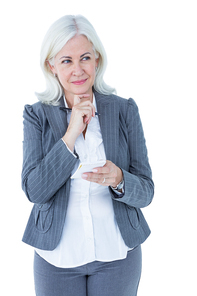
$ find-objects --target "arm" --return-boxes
[21,104,78,204]
[111,98,154,208]
[82,98,154,208]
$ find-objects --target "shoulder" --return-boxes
[109,93,137,106]
[94,91,140,122]
[105,94,142,131]
[24,101,44,115]
[96,90,137,106]
[23,101,47,126]
[98,92,139,117]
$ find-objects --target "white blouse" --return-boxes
[36,95,130,268]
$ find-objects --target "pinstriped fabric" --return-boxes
[21,91,154,250]
[22,98,78,204]
[97,93,154,248]
[22,99,79,250]
[24,139,76,203]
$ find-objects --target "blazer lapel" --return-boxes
[95,91,119,164]
[42,93,120,164]
[42,97,68,142]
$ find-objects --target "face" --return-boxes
[49,34,99,106]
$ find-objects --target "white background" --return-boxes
[1,0,197,295]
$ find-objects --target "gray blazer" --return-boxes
[22,91,154,250]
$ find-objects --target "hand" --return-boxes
[82,160,123,187]
[69,94,96,134]
[62,94,95,151]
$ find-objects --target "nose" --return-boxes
[72,62,84,76]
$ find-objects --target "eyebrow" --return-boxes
[80,52,91,58]
[59,52,92,60]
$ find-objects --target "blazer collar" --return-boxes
[43,91,119,163]
[42,97,68,142]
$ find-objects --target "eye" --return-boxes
[82,56,90,61]
[62,59,71,64]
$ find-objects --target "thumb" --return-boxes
[73,95,81,106]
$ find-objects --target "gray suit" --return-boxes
[22,91,154,250]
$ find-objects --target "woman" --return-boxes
[22,15,154,296]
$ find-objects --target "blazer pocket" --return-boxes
[126,205,141,230]
[34,199,55,233]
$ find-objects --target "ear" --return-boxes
[95,57,99,68]
[47,60,56,75]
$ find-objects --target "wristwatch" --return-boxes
[111,178,124,191]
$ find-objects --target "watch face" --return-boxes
[117,180,124,190]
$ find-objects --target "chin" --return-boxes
[72,86,93,95]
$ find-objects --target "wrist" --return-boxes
[111,178,124,191]
[111,168,123,189]
[62,131,76,152]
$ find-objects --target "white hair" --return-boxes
[36,15,116,105]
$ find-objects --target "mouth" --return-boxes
[71,79,88,85]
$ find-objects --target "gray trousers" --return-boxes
[34,245,142,296]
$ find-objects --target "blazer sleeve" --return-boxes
[21,104,78,204]
[110,98,154,208]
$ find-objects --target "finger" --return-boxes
[92,162,112,174]
[92,104,96,117]
[83,102,96,117]
[82,172,113,186]
[77,105,94,123]
[74,103,95,122]
[74,95,96,117]
[73,94,90,106]
[75,100,94,109]
[92,167,110,174]
[78,94,90,99]
[73,95,81,106]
